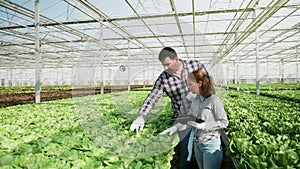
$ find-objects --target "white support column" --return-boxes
[100,60,104,93]
[108,56,112,86]
[235,33,241,91]
[9,64,12,86]
[233,61,236,84]
[61,67,64,85]
[20,70,23,86]
[152,52,155,86]
[127,41,131,91]
[237,55,240,91]
[143,51,146,88]
[71,54,75,86]
[296,47,299,85]
[254,1,260,95]
[267,57,269,83]
[35,0,41,103]
[100,23,104,94]
[280,58,284,84]
[56,65,59,85]
[224,62,229,90]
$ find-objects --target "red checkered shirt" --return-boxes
[138,59,207,118]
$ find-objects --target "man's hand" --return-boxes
[187,121,205,130]
[130,116,145,132]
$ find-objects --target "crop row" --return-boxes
[227,83,300,105]
[227,83,300,91]
[0,86,72,94]
[224,90,300,168]
[0,91,177,168]
[1,84,299,168]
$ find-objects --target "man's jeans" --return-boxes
[194,137,223,169]
[177,130,191,169]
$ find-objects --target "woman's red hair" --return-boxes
[188,70,215,98]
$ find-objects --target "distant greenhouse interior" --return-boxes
[0,0,299,87]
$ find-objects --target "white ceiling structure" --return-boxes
[0,0,299,77]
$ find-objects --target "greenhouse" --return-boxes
[0,0,299,168]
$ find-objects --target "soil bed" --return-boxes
[0,85,150,108]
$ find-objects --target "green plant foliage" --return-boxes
[225,89,300,168]
[0,90,177,168]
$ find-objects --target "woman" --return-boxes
[186,70,229,169]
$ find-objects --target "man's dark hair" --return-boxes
[158,47,177,61]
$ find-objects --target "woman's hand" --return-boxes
[187,121,205,130]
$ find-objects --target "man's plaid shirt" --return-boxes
[139,59,207,118]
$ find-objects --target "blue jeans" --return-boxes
[177,130,191,169]
[194,138,223,169]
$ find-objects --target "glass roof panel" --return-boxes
[0,0,298,73]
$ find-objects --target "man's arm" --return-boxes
[130,75,164,132]
[138,77,164,117]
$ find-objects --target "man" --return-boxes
[130,47,207,169]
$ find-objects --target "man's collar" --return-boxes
[179,59,188,69]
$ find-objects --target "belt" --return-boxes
[194,135,218,142]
